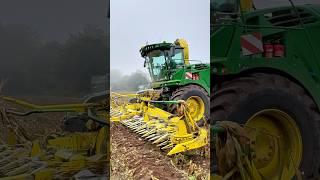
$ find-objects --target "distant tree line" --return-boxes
[0,23,108,97]
[110,69,150,92]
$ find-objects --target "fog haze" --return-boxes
[110,0,210,75]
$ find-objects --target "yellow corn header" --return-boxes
[0,94,109,179]
[110,92,208,155]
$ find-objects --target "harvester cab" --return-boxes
[211,0,253,30]
[212,0,253,13]
[140,39,189,82]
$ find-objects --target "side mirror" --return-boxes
[144,60,146,67]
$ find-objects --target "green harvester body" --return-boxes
[140,41,210,97]
[212,4,320,108]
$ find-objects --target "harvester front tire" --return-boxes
[211,73,320,179]
[170,84,210,126]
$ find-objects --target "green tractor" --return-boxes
[212,0,320,179]
[139,39,210,124]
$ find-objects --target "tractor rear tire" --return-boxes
[211,73,320,179]
[170,84,209,126]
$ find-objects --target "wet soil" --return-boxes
[110,124,209,180]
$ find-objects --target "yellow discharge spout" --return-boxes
[174,38,189,65]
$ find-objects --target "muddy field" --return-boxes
[110,124,210,180]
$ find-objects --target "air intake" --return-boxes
[194,64,208,70]
[266,8,317,27]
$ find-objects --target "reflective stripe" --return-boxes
[241,32,263,56]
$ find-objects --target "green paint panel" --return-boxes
[212,4,320,109]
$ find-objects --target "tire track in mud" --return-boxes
[111,124,209,180]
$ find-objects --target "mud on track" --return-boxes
[110,124,209,180]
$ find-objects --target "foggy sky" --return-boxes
[110,0,210,75]
[0,0,107,42]
[110,0,320,75]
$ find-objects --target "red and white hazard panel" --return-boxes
[240,32,264,56]
[185,72,200,80]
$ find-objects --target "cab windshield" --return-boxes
[211,0,315,32]
[145,48,184,82]
[211,0,239,33]
[212,0,238,13]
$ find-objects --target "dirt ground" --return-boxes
[110,124,210,180]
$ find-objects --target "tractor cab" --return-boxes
[140,39,189,82]
[211,0,253,33]
[213,0,238,13]
[212,0,253,16]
